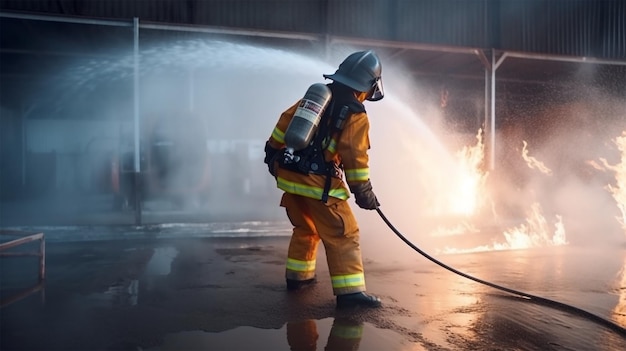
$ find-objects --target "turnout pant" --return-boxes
[281,192,366,295]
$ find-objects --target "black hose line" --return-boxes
[375,207,626,337]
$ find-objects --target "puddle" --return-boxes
[84,246,178,307]
[147,317,426,351]
[84,279,139,307]
[144,246,179,276]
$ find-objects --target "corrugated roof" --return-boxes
[0,1,624,122]
[498,0,626,58]
[1,0,624,58]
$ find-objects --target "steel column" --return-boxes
[490,50,496,170]
[133,17,142,226]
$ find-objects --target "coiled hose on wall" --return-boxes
[376,208,626,337]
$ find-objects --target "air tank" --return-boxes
[283,83,332,153]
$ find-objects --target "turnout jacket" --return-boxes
[267,91,372,202]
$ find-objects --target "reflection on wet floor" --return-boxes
[144,247,179,276]
[143,246,179,295]
[85,246,179,307]
[147,317,426,351]
[0,281,45,309]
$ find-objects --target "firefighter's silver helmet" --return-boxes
[323,50,384,101]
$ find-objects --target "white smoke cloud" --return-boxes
[27,38,626,257]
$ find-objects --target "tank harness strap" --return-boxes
[321,166,332,203]
[321,105,350,203]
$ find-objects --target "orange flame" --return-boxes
[502,203,567,249]
[435,138,568,254]
[446,129,487,216]
[596,131,626,230]
[522,140,552,175]
[439,203,567,254]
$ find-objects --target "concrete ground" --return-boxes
[2,230,626,350]
[2,194,626,350]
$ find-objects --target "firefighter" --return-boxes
[264,50,384,309]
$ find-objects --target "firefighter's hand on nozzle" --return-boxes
[351,180,380,210]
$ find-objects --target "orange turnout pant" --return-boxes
[281,192,366,295]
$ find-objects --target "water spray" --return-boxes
[375,207,626,337]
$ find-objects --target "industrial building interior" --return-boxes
[1,2,626,351]
[1,1,624,227]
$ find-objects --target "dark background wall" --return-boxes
[0,0,624,225]
[2,0,625,58]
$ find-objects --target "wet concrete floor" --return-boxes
[2,229,626,350]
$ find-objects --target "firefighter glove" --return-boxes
[264,141,280,177]
[350,180,380,210]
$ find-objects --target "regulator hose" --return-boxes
[375,207,626,337]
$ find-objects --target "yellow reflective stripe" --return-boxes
[326,138,338,153]
[344,168,370,182]
[326,188,349,200]
[331,273,365,289]
[272,127,285,144]
[286,258,316,272]
[276,177,349,200]
[330,324,364,339]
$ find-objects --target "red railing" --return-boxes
[0,230,46,308]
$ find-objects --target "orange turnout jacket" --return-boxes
[267,100,372,201]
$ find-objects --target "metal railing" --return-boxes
[0,230,46,308]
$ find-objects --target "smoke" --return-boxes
[20,39,337,222]
[480,87,626,249]
[355,58,626,260]
[14,37,626,257]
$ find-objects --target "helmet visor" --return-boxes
[367,78,384,101]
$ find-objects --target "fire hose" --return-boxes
[375,207,626,337]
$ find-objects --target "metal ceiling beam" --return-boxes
[329,36,481,55]
[407,70,585,87]
[139,21,320,41]
[0,11,132,27]
[0,48,118,58]
[496,50,626,67]
[0,11,320,41]
[388,48,408,60]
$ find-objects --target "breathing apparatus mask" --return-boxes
[367,77,384,102]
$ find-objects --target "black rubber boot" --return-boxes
[336,292,382,309]
[286,278,316,291]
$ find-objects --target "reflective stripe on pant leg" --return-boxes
[281,193,320,281]
[286,257,316,280]
[331,273,366,295]
[305,196,366,295]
